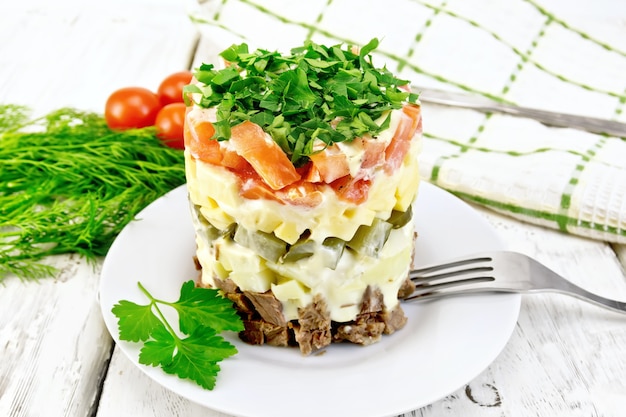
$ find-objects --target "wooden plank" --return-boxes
[0,256,111,417]
[0,1,198,416]
[0,0,198,116]
[97,350,230,417]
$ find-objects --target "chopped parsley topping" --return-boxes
[184,38,419,166]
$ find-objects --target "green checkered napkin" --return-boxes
[186,0,626,244]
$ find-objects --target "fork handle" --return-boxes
[548,285,626,314]
[533,262,626,314]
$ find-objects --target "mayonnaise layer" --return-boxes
[193,210,415,322]
[186,107,421,322]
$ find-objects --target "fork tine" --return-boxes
[406,251,626,313]
[405,276,496,300]
[411,256,492,275]
[406,255,496,301]
[405,287,502,301]
[410,265,494,283]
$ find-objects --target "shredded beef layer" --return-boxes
[206,274,411,355]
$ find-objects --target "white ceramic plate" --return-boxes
[99,182,520,417]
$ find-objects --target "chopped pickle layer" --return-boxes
[192,204,415,322]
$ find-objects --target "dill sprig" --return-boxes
[0,105,186,282]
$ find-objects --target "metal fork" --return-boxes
[406,251,626,314]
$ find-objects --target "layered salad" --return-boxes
[184,39,422,354]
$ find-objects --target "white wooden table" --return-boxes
[1,1,625,416]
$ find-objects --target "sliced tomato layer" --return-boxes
[221,148,250,171]
[384,104,421,174]
[309,144,351,183]
[184,109,221,164]
[277,181,324,207]
[330,176,371,205]
[239,171,323,207]
[230,121,301,190]
[240,178,284,203]
[358,136,385,169]
[185,104,420,206]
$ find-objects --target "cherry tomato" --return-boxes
[105,87,161,130]
[155,102,186,149]
[157,71,193,106]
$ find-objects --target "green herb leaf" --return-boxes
[111,300,163,342]
[0,106,186,282]
[161,328,234,390]
[112,280,242,391]
[139,325,177,367]
[174,280,245,334]
[190,38,418,166]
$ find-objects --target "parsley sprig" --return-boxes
[185,38,419,166]
[112,280,244,390]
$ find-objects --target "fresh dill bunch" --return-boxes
[0,105,186,282]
